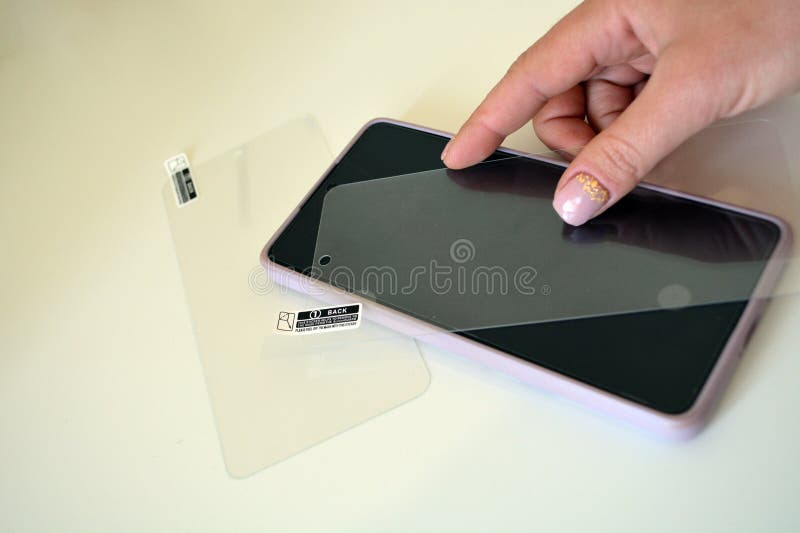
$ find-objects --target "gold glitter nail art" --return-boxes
[576,173,609,203]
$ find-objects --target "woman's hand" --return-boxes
[442,0,800,225]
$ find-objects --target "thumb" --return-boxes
[552,61,718,226]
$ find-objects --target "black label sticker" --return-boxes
[276,304,361,335]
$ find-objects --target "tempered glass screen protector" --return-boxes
[311,120,796,332]
[163,118,429,477]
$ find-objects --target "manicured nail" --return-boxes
[441,139,453,162]
[554,172,610,226]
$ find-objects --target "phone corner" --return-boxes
[772,213,794,254]
[359,117,425,133]
[648,389,726,441]
[653,410,708,442]
[361,117,394,130]
[259,241,275,270]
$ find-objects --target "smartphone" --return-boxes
[260,118,790,439]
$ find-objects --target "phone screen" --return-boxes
[268,122,781,415]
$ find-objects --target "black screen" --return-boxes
[269,121,780,414]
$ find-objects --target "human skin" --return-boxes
[442,0,800,225]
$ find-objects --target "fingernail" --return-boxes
[441,139,453,162]
[553,172,610,226]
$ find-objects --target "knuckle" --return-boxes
[530,116,556,149]
[595,132,644,189]
[508,49,530,77]
[531,113,545,132]
[507,47,549,102]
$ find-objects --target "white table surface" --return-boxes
[2,1,799,531]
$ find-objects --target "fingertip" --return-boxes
[443,121,504,169]
[440,138,459,169]
[441,137,475,169]
[442,151,470,170]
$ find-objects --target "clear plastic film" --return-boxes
[163,117,429,478]
[311,120,796,332]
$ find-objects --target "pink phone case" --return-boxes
[260,118,793,440]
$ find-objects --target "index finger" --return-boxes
[442,2,643,169]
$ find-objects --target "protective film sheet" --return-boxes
[312,120,797,332]
[163,117,429,478]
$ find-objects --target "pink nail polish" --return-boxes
[554,172,610,226]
